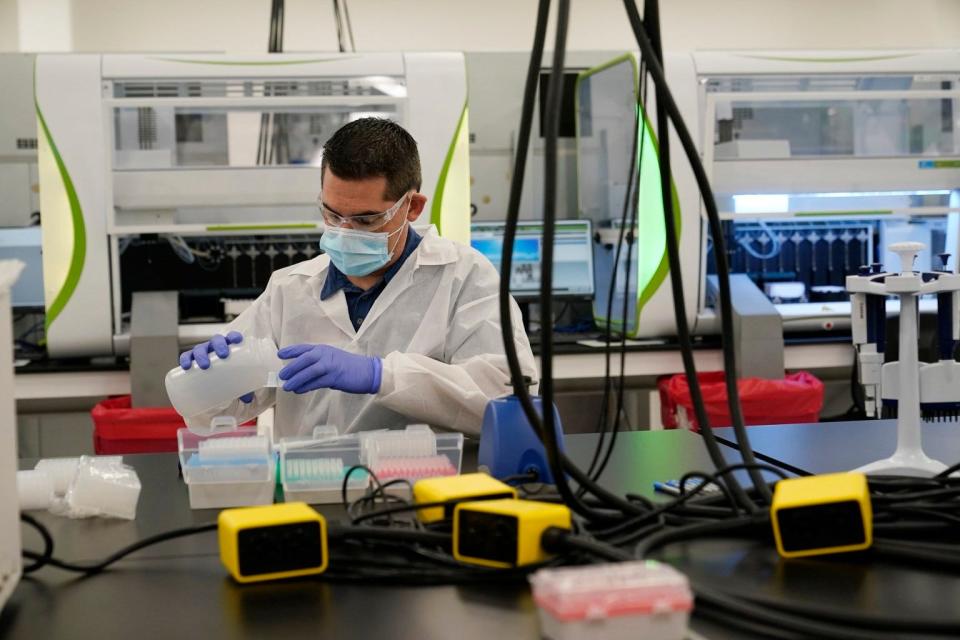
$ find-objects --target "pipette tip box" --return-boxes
[280,429,370,504]
[529,560,693,640]
[361,425,463,498]
[178,427,275,509]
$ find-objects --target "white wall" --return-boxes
[14,0,960,55]
[17,0,72,51]
[0,0,19,52]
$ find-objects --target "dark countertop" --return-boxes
[6,426,959,639]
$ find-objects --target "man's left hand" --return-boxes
[277,344,383,395]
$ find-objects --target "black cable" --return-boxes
[583,65,642,484]
[539,0,628,522]
[331,0,347,53]
[634,513,766,558]
[675,470,739,515]
[341,0,356,51]
[341,464,384,512]
[275,0,285,51]
[20,513,54,574]
[537,0,568,502]
[591,462,785,542]
[934,460,960,478]
[585,63,650,487]
[712,434,816,477]
[350,496,511,525]
[492,0,651,521]
[618,0,758,512]
[347,480,413,523]
[622,0,770,503]
[693,585,905,640]
[738,588,960,635]
[329,526,450,548]
[22,522,217,575]
[494,0,631,521]
[541,527,632,562]
[499,0,549,402]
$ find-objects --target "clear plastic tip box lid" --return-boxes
[177,421,275,510]
[529,560,693,640]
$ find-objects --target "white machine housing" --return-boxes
[0,261,25,612]
[0,54,39,229]
[578,50,960,338]
[35,53,470,357]
[691,49,960,334]
[573,52,703,339]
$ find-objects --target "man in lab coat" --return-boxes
[178,118,537,439]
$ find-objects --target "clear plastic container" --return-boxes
[359,425,463,496]
[63,457,142,520]
[165,337,283,424]
[34,456,124,495]
[177,422,274,509]
[279,426,370,504]
[529,560,693,640]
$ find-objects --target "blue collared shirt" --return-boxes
[320,227,423,331]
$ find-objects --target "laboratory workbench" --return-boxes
[6,422,960,639]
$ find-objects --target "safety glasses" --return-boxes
[317,191,411,231]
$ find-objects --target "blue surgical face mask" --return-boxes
[319,223,406,276]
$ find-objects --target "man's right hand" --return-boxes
[179,331,254,403]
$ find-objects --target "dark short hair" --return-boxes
[321,117,422,201]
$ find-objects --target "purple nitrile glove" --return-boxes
[179,331,254,403]
[277,344,382,395]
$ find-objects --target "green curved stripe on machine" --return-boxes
[35,100,86,333]
[149,56,361,66]
[635,106,682,322]
[738,53,914,64]
[575,53,680,338]
[430,101,468,235]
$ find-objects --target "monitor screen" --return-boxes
[0,227,44,308]
[470,220,594,300]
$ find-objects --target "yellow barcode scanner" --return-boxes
[218,503,328,583]
[771,472,872,559]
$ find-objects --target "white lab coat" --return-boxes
[185,226,538,440]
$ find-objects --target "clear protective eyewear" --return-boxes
[317,191,411,231]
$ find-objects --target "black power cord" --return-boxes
[621,0,770,503]
[20,513,53,574]
[495,0,646,523]
[583,60,650,489]
[22,521,217,576]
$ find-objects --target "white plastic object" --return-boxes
[16,470,54,511]
[63,457,141,520]
[198,435,271,462]
[34,456,123,495]
[850,240,951,475]
[177,426,274,509]
[529,560,693,640]
[164,336,283,424]
[889,241,925,273]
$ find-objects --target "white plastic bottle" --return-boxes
[165,337,284,421]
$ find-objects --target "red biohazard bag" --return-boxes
[658,371,824,430]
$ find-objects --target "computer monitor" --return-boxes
[470,220,594,300]
[0,227,44,308]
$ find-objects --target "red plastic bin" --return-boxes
[91,395,187,454]
[658,371,824,430]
